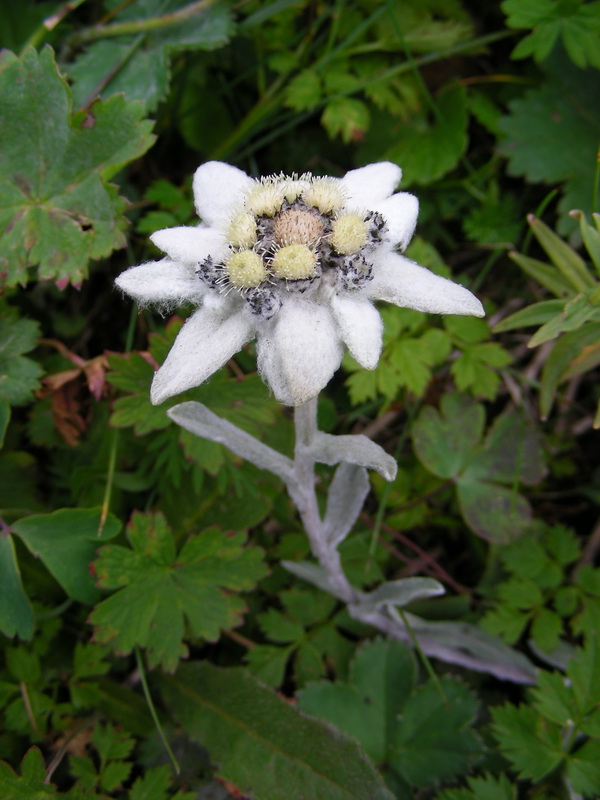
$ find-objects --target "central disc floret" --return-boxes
[273,209,325,246]
[196,171,389,320]
[271,244,318,280]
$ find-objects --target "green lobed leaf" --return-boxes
[160,661,395,800]
[298,638,481,788]
[491,702,563,781]
[498,55,600,233]
[0,534,34,640]
[566,739,600,796]
[0,314,43,405]
[322,97,371,144]
[384,85,468,186]
[90,512,267,671]
[13,508,122,604]
[434,772,516,800]
[67,1,234,112]
[502,0,600,68]
[0,46,155,288]
[0,746,101,799]
[457,479,531,544]
[285,69,322,111]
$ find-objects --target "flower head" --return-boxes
[116,161,484,406]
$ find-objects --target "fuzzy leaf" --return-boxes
[13,508,122,604]
[323,463,370,547]
[68,1,234,112]
[358,577,445,613]
[0,47,155,288]
[168,401,294,482]
[90,512,267,671]
[160,661,395,800]
[308,432,397,481]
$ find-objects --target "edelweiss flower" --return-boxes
[116,161,484,406]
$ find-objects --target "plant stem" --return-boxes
[68,0,217,46]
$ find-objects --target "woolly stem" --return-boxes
[288,397,535,685]
[291,398,357,605]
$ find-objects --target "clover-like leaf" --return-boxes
[412,393,546,542]
[0,46,154,289]
[90,512,267,671]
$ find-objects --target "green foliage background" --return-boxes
[0,0,599,798]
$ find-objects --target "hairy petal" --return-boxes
[367,253,485,317]
[115,259,206,307]
[193,161,252,227]
[150,306,255,405]
[331,294,383,369]
[341,162,402,209]
[372,192,419,251]
[150,226,227,264]
[256,300,344,406]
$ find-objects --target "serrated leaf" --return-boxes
[160,661,395,800]
[385,86,468,186]
[0,535,34,640]
[0,746,99,798]
[435,772,516,800]
[322,98,371,143]
[298,639,416,765]
[68,1,234,112]
[90,512,267,671]
[0,314,42,405]
[299,639,481,787]
[531,670,577,727]
[491,702,563,781]
[0,47,155,288]
[502,0,600,68]
[498,55,600,233]
[13,508,121,604]
[390,678,481,786]
[566,739,600,795]
[285,69,322,111]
